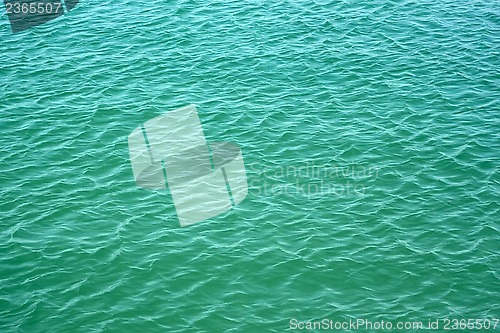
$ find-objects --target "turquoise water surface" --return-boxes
[1,0,499,332]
